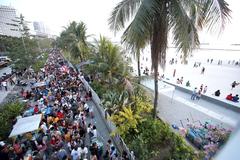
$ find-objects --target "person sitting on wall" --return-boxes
[226,93,233,101]
[214,90,221,97]
[232,94,239,102]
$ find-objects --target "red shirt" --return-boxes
[226,95,233,100]
[34,106,39,113]
[57,112,64,119]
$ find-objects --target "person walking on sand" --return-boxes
[173,69,176,77]
[201,67,205,74]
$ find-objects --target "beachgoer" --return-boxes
[226,94,233,101]
[191,88,198,100]
[186,81,190,87]
[196,90,202,100]
[232,94,239,102]
[214,90,221,97]
[173,69,176,77]
[201,67,205,74]
[231,81,238,89]
[203,86,207,94]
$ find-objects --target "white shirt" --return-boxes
[2,81,7,86]
[77,147,88,157]
[71,149,79,160]
[84,103,89,110]
[92,129,97,138]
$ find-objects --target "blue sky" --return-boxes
[0,0,239,45]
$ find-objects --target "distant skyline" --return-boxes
[0,0,239,45]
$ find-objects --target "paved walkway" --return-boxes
[0,83,15,104]
[141,79,240,129]
[86,100,112,147]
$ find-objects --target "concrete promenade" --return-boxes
[141,79,240,129]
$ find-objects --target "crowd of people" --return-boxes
[0,50,127,160]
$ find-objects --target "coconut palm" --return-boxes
[89,36,132,89]
[109,0,231,118]
[59,21,91,62]
[123,33,148,83]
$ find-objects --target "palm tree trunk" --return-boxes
[137,49,141,84]
[151,10,168,118]
[153,64,158,118]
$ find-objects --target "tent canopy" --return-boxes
[9,114,42,138]
[32,81,46,88]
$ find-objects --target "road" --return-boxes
[0,66,14,104]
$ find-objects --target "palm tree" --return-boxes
[59,21,91,62]
[109,0,231,118]
[122,33,148,83]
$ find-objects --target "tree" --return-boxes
[109,0,231,118]
[58,21,91,62]
[0,35,39,71]
[19,14,30,38]
[86,36,132,92]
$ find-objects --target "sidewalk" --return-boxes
[0,84,15,104]
[141,79,240,129]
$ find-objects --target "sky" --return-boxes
[0,0,240,45]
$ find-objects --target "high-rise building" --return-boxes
[33,21,47,37]
[0,5,21,37]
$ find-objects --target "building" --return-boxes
[32,21,48,38]
[0,5,21,37]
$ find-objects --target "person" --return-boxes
[2,81,7,91]
[78,144,88,159]
[201,67,205,74]
[110,146,118,160]
[226,93,233,101]
[191,88,197,100]
[203,86,207,94]
[173,69,176,77]
[186,81,190,87]
[90,142,99,159]
[0,141,9,160]
[57,147,68,160]
[71,146,79,160]
[214,90,221,97]
[176,78,181,84]
[104,139,114,159]
[196,90,202,100]
[200,84,203,92]
[92,125,97,138]
[122,151,130,160]
[231,81,238,89]
[180,77,183,84]
[232,94,239,102]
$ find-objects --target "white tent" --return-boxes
[32,81,46,88]
[9,114,42,138]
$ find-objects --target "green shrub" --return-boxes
[127,118,198,160]
[0,102,25,140]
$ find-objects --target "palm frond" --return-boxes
[108,0,142,33]
[169,0,200,62]
[197,0,231,31]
